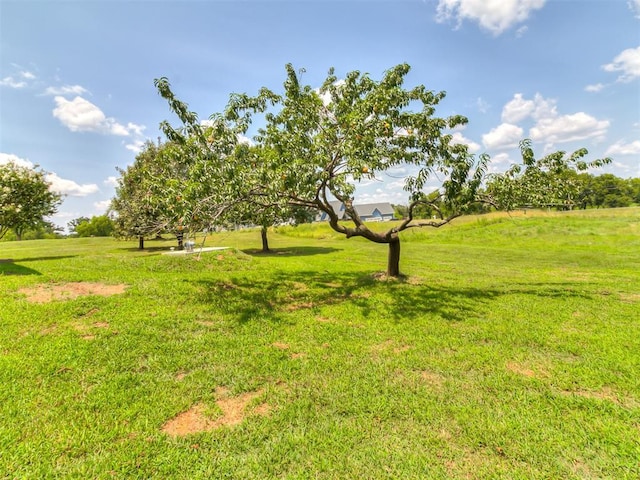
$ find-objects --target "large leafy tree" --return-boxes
[0,161,62,241]
[111,141,169,249]
[247,63,487,276]
[153,64,491,276]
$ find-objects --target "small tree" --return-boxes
[110,140,198,249]
[0,161,62,240]
[152,77,280,247]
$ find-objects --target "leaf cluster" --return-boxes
[485,139,612,211]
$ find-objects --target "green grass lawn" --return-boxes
[1,208,639,478]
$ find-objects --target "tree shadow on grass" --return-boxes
[192,270,597,324]
[0,255,77,276]
[0,260,41,276]
[5,255,77,263]
[242,246,341,257]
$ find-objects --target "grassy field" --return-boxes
[1,208,639,479]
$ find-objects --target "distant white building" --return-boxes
[315,201,396,222]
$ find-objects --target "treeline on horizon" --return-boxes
[2,172,638,242]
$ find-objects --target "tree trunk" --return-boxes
[138,236,144,250]
[387,236,401,277]
[261,226,270,252]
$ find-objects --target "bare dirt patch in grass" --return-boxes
[290,282,309,291]
[506,362,538,378]
[371,340,412,356]
[196,320,217,327]
[162,388,269,437]
[560,387,638,408]
[73,320,111,333]
[18,282,127,303]
[420,370,445,387]
[619,292,640,303]
[315,316,333,323]
[284,301,314,311]
[76,321,113,340]
[39,324,58,336]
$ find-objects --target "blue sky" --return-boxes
[1,0,639,229]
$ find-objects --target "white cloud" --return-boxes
[495,93,609,147]
[104,176,119,187]
[476,97,490,113]
[501,93,534,123]
[1,154,100,197]
[93,200,111,213]
[487,152,513,173]
[529,112,609,144]
[450,130,481,153]
[515,25,528,37]
[355,189,406,205]
[0,69,37,88]
[44,85,88,96]
[629,0,640,18]
[435,0,546,35]
[125,139,146,153]
[604,140,640,156]
[126,122,146,136]
[0,76,27,88]
[45,172,99,197]
[52,96,136,136]
[50,211,77,223]
[237,134,254,145]
[603,45,640,82]
[0,152,34,168]
[529,94,558,120]
[482,123,523,150]
[501,93,557,123]
[584,83,605,93]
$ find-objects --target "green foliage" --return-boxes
[151,78,280,240]
[391,203,409,219]
[67,216,90,235]
[243,63,489,275]
[0,221,63,241]
[486,139,611,211]
[149,66,614,276]
[252,64,487,227]
[74,215,115,237]
[578,173,635,208]
[110,140,200,242]
[0,161,62,240]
